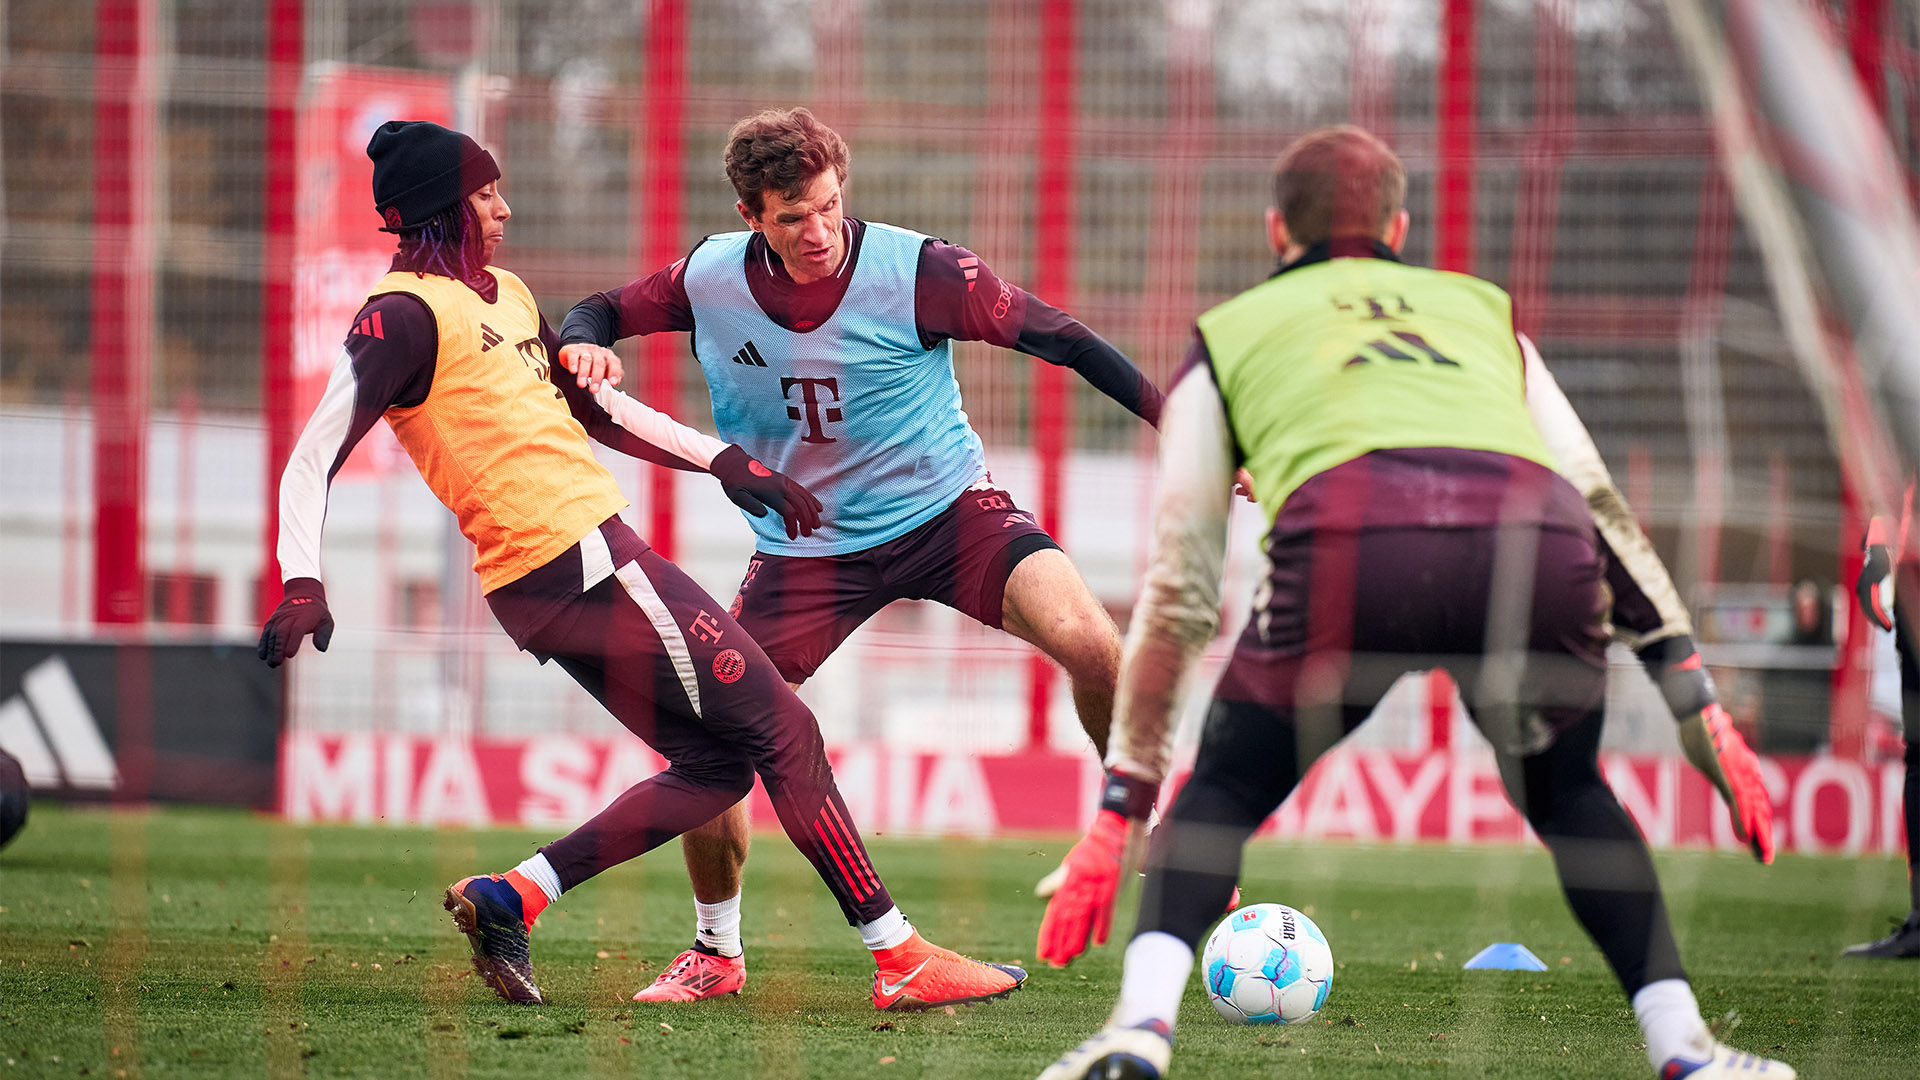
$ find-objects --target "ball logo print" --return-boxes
[1202,903,1332,1026]
[713,649,746,684]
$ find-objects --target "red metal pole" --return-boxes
[260,0,302,623]
[1436,0,1477,275]
[1027,0,1077,750]
[640,0,687,561]
[91,0,148,626]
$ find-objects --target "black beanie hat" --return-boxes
[366,120,501,233]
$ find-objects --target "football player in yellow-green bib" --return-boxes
[1033,126,1791,1080]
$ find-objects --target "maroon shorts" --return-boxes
[1213,455,1612,754]
[728,482,1060,683]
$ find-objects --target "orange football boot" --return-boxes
[870,932,1026,1011]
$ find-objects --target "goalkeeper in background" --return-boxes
[1847,500,1920,958]
[1030,125,1790,1080]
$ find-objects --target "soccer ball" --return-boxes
[1201,902,1332,1025]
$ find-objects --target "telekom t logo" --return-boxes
[781,376,843,444]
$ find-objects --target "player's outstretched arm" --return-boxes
[264,362,351,668]
[557,255,696,353]
[260,299,430,666]
[1522,334,1693,641]
[1037,362,1234,968]
[1521,335,1773,863]
[537,312,708,473]
[1012,301,1166,428]
[915,240,1165,427]
[578,372,822,539]
[559,290,623,346]
[1858,513,1899,631]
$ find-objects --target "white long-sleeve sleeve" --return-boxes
[1520,333,1692,644]
[1106,365,1237,785]
[275,346,361,584]
[591,382,730,470]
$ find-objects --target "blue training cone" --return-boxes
[1462,943,1549,971]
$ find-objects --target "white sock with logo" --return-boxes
[694,893,744,958]
[1109,932,1194,1031]
[511,853,563,903]
[860,906,915,952]
[1632,978,1713,1071]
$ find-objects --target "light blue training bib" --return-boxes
[683,221,987,555]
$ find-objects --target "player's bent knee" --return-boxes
[685,800,750,841]
[675,755,757,798]
[1026,601,1120,676]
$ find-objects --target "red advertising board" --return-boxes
[279,732,1910,858]
[294,67,453,476]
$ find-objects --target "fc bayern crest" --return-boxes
[713,649,747,684]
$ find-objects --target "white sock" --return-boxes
[1110,932,1195,1031]
[1632,978,1712,1070]
[859,906,914,951]
[511,853,563,903]
[694,893,743,958]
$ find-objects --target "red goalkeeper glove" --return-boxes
[1857,515,1896,632]
[1680,702,1774,864]
[1641,636,1773,864]
[1036,771,1155,968]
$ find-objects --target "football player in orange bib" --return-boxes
[258,120,1024,1013]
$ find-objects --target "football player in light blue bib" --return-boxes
[559,107,1167,1003]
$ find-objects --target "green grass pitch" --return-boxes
[1,803,1916,1079]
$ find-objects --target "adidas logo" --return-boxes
[481,324,504,350]
[958,256,980,292]
[0,656,119,791]
[352,311,385,339]
[731,340,768,367]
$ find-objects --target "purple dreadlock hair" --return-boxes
[391,198,488,285]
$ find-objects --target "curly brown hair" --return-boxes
[1272,126,1406,248]
[723,107,851,217]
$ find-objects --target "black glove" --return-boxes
[710,444,823,540]
[1635,633,1718,721]
[257,577,334,668]
[1857,516,1895,631]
